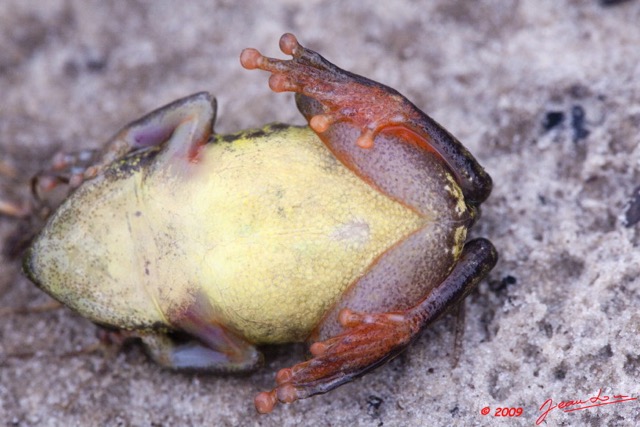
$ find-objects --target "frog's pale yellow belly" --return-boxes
[152,126,425,343]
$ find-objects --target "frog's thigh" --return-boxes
[313,222,458,341]
[143,292,262,373]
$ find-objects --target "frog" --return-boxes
[22,33,497,413]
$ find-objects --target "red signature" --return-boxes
[536,389,637,425]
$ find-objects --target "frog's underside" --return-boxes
[25,122,465,344]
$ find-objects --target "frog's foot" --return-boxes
[31,149,102,197]
[240,33,411,150]
[254,309,417,414]
[144,293,263,373]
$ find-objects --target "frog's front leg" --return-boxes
[240,34,492,204]
[104,91,217,166]
[30,92,217,211]
[30,149,102,204]
[254,238,497,413]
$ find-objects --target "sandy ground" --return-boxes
[1,1,639,426]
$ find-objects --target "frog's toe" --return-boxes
[240,33,343,97]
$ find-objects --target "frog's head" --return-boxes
[23,173,169,330]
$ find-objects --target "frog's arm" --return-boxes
[32,92,217,198]
[104,92,217,166]
[7,93,217,233]
[240,34,492,205]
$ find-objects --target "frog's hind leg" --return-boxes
[142,292,262,373]
[254,237,497,413]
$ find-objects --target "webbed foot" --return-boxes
[240,33,410,150]
[254,308,417,413]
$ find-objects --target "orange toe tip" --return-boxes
[255,391,277,414]
[355,132,375,149]
[275,367,294,385]
[276,383,299,404]
[240,48,262,70]
[69,173,84,188]
[309,114,331,133]
[279,33,299,55]
[338,308,357,326]
[309,341,327,356]
[268,74,294,93]
[36,175,59,192]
